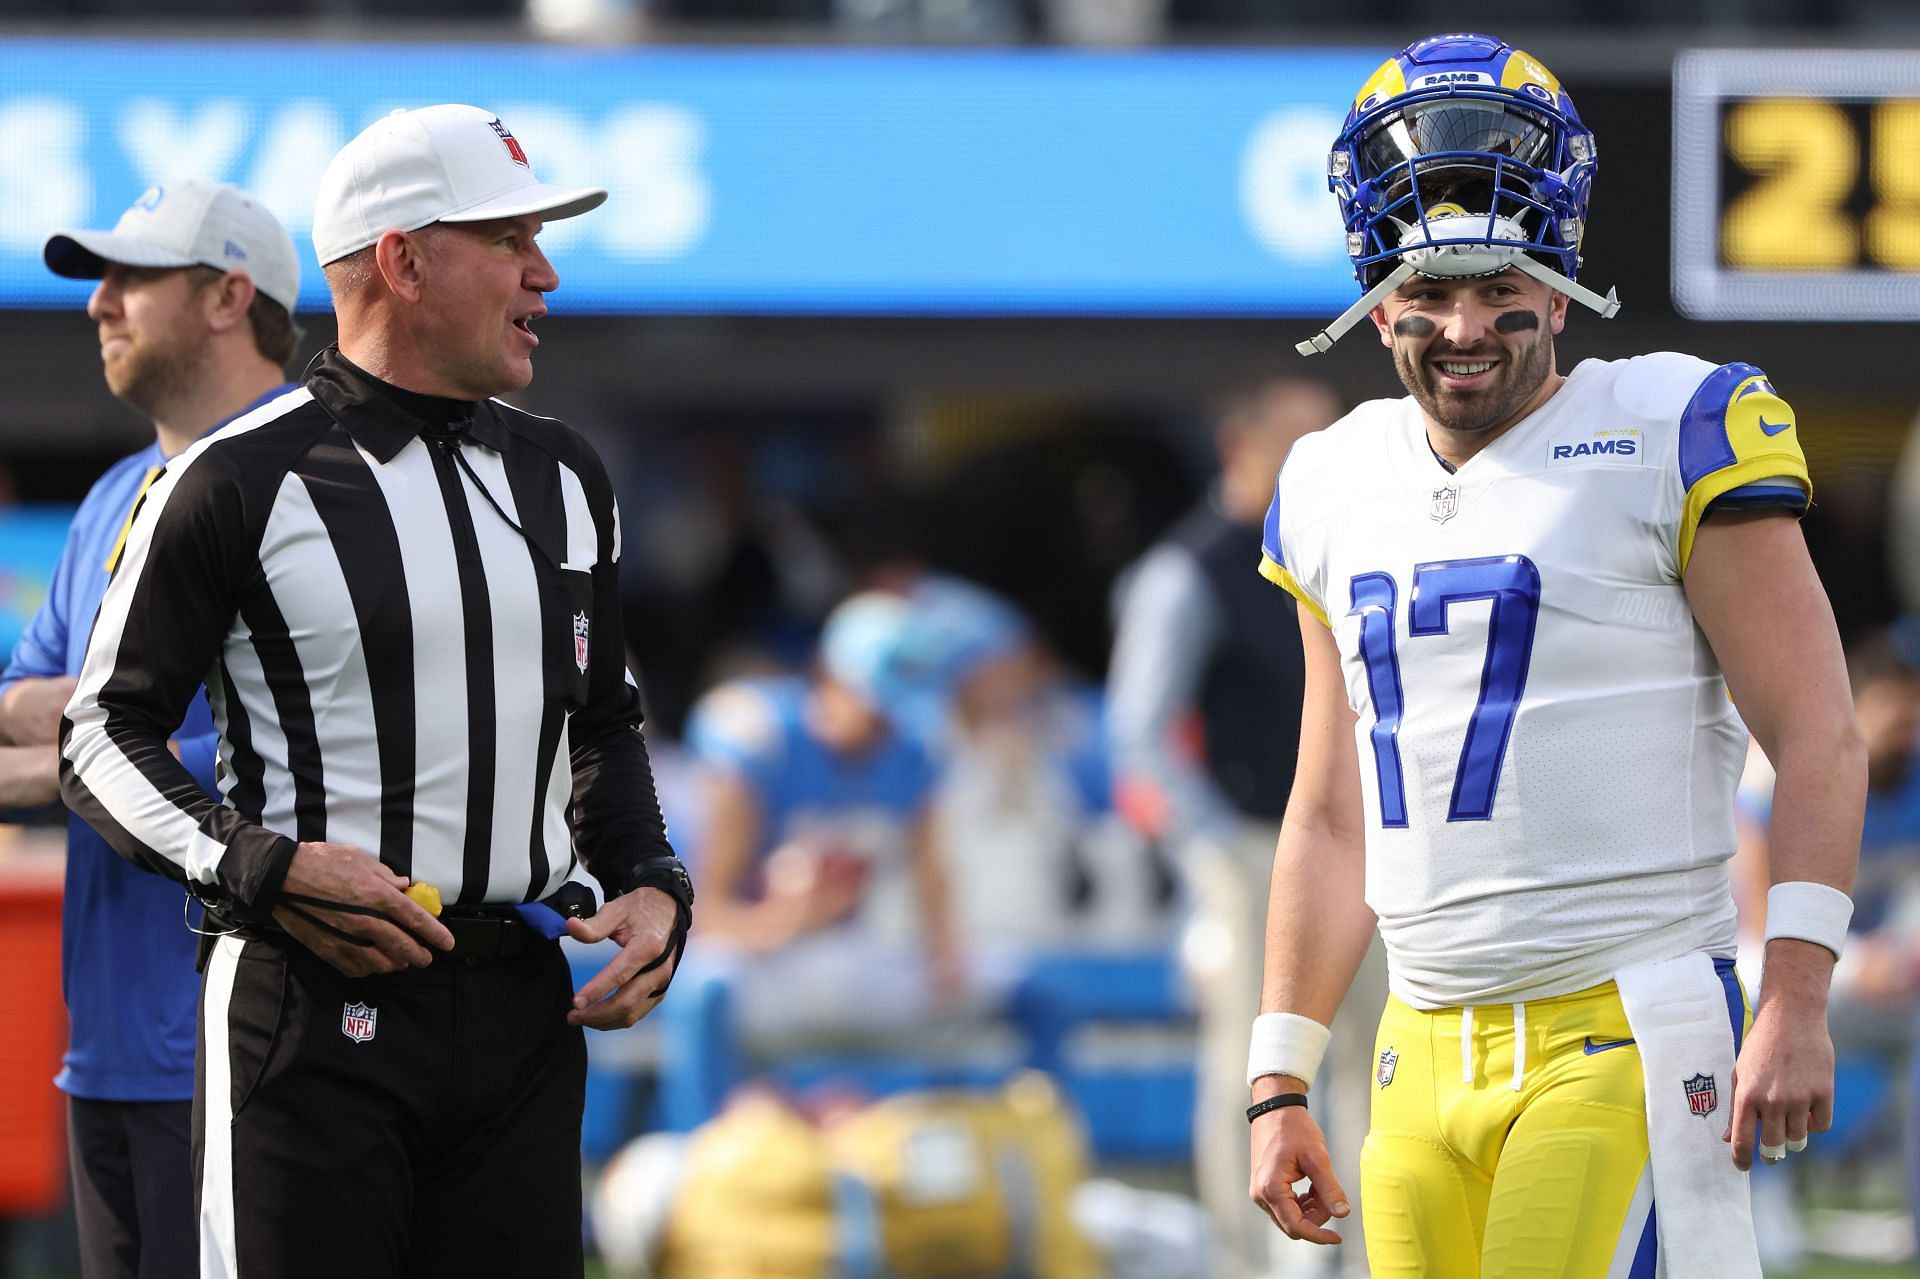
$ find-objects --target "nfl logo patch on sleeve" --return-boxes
[341,1001,378,1044]
[573,611,591,674]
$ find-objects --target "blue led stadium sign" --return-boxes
[0,40,1375,316]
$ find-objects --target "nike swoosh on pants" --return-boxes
[1582,1036,1637,1055]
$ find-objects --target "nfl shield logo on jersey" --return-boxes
[573,611,591,674]
[1683,1072,1717,1117]
[341,1002,377,1044]
[1377,1046,1399,1087]
[1430,486,1459,524]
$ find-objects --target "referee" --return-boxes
[60,105,692,1279]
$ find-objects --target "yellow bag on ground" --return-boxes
[654,1073,1101,1279]
[656,1094,840,1279]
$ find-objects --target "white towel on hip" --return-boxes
[1614,952,1762,1279]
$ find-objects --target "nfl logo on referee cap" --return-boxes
[1683,1072,1717,1117]
[341,1002,378,1044]
[573,612,590,674]
[489,116,530,168]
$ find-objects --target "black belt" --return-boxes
[198,903,545,968]
[437,906,541,964]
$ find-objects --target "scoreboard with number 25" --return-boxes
[1673,49,1920,321]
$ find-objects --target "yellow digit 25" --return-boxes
[1722,97,1920,273]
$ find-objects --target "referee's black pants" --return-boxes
[194,933,586,1278]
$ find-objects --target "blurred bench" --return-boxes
[571,943,1197,1163]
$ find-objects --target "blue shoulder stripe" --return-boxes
[1262,477,1286,570]
[1678,361,1767,491]
[1707,483,1808,513]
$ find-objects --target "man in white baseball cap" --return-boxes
[47,177,302,316]
[312,103,604,268]
[311,103,607,402]
[43,179,303,452]
[6,178,300,1279]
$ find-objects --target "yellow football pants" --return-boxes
[1360,962,1747,1278]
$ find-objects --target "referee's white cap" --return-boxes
[44,178,301,314]
[311,104,606,268]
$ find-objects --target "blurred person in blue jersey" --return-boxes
[1737,622,1920,1267]
[902,574,1134,975]
[1250,32,1862,1277]
[0,178,300,1279]
[684,590,963,1047]
[1767,627,1920,1046]
[1108,374,1373,1279]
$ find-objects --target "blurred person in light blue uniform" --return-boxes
[1739,626,1920,1042]
[902,574,1150,971]
[684,591,962,1047]
[1738,623,1920,1267]
[0,178,300,1279]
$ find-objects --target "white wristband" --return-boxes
[1763,881,1853,960]
[1247,1012,1333,1090]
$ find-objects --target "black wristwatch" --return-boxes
[621,857,695,922]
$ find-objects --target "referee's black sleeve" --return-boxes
[60,426,303,915]
[564,445,676,895]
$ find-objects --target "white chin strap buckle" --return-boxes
[1296,213,1622,357]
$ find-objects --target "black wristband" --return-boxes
[616,856,695,922]
[1246,1093,1308,1123]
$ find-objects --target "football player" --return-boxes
[1246,32,1864,1276]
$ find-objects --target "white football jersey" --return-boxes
[1262,354,1811,1008]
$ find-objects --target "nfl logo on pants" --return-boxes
[341,1001,378,1044]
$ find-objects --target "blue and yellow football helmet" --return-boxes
[1297,33,1620,356]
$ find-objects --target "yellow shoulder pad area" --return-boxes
[1259,554,1330,628]
[1677,365,1811,574]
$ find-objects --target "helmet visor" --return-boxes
[1356,98,1555,190]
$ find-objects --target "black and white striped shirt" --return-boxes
[61,349,674,918]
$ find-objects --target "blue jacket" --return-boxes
[0,386,290,1100]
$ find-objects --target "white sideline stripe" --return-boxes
[200,937,242,1278]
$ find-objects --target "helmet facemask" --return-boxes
[1349,95,1581,286]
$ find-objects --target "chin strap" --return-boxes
[1296,256,1622,357]
[1295,262,1416,356]
[1508,253,1622,320]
